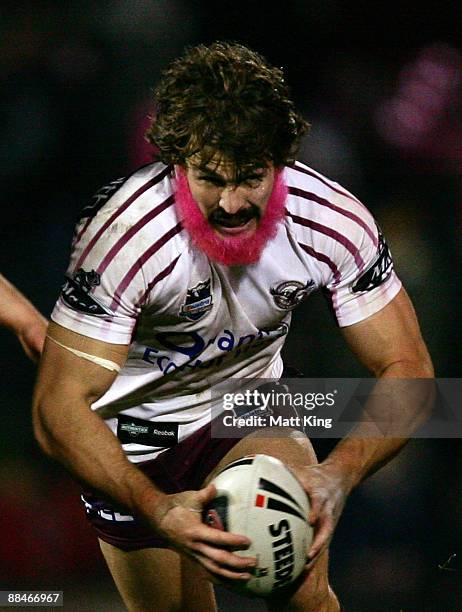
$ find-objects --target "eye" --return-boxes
[241,176,264,188]
[198,176,225,187]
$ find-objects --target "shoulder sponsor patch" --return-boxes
[61,268,113,316]
[351,229,394,293]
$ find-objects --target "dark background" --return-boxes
[1,1,461,610]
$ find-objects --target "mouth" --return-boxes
[213,218,257,236]
[209,206,259,237]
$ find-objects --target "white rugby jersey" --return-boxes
[51,161,402,462]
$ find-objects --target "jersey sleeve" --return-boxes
[285,164,402,328]
[325,222,402,327]
[51,193,147,345]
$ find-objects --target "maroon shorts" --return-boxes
[81,421,241,551]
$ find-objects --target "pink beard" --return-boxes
[174,168,288,266]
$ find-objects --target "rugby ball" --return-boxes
[204,454,312,597]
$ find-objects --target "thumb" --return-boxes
[196,483,217,506]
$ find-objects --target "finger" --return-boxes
[304,544,328,571]
[196,483,217,506]
[308,495,325,525]
[195,542,256,569]
[194,553,253,581]
[308,515,333,559]
[197,524,251,548]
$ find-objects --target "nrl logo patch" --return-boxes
[61,268,113,316]
[180,279,213,321]
[270,280,316,310]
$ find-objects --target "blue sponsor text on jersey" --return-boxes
[142,325,288,374]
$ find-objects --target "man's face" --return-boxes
[174,155,287,266]
[185,157,275,238]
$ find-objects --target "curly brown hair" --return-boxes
[146,41,309,170]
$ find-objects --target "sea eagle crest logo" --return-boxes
[270,280,315,310]
[180,279,213,321]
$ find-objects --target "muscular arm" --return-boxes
[32,321,160,516]
[325,286,434,487]
[300,287,434,559]
[33,321,255,579]
[0,274,47,361]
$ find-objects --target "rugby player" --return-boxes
[0,274,47,361]
[32,42,433,611]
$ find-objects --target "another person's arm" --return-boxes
[0,274,47,361]
[292,287,434,561]
[33,321,255,581]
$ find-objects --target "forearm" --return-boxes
[0,274,45,332]
[0,274,47,360]
[322,359,434,489]
[33,394,167,522]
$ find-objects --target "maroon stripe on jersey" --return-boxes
[299,243,340,315]
[289,186,377,246]
[137,254,181,306]
[292,251,340,316]
[289,163,363,205]
[299,243,341,282]
[287,211,365,269]
[110,222,183,310]
[75,166,171,270]
[96,195,174,275]
[73,217,93,247]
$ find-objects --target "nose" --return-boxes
[218,185,247,214]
